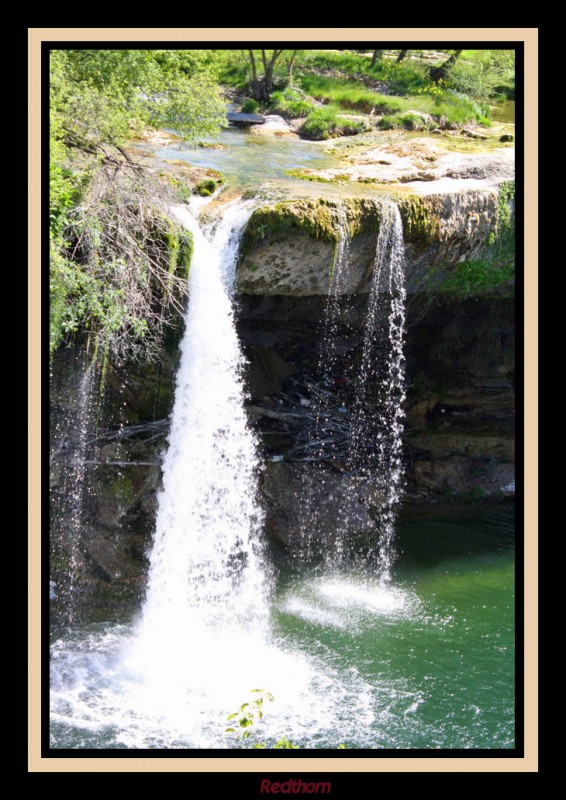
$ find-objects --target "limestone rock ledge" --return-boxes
[236,186,511,296]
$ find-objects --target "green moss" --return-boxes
[285,168,349,183]
[240,200,341,260]
[398,196,441,243]
[176,230,193,280]
[194,178,218,196]
[160,221,193,280]
[437,181,515,296]
[488,180,515,244]
[343,198,381,238]
[111,474,134,505]
[239,198,387,265]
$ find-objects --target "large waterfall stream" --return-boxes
[137,202,270,645]
[49,198,514,751]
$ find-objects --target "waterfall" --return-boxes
[50,197,411,750]
[294,200,407,578]
[294,204,352,558]
[136,200,270,656]
[349,201,407,580]
[50,356,99,624]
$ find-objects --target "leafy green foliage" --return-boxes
[269,87,315,118]
[52,49,226,148]
[241,98,259,114]
[226,690,347,750]
[225,690,275,739]
[451,50,515,100]
[49,49,226,360]
[253,737,301,749]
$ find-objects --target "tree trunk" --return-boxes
[248,49,285,100]
[430,49,463,83]
[287,50,298,83]
[250,77,269,102]
[248,50,258,83]
[396,49,409,63]
[265,49,283,95]
[371,49,383,68]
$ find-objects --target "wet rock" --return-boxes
[462,128,489,140]
[410,455,514,500]
[499,134,514,142]
[261,462,376,552]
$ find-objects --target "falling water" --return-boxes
[136,200,270,649]
[49,197,512,751]
[51,199,379,749]
[296,204,352,558]
[349,201,407,580]
[50,356,99,624]
[316,202,352,395]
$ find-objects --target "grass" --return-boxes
[298,72,486,127]
[241,98,259,114]
[212,48,513,130]
[300,106,371,140]
[379,112,433,131]
[269,88,315,118]
[298,74,402,114]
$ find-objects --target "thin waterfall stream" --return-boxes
[349,201,407,580]
[297,200,406,577]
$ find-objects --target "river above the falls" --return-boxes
[136,125,385,199]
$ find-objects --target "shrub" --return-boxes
[301,107,371,140]
[194,178,217,196]
[270,88,315,119]
[241,98,259,114]
[300,106,339,139]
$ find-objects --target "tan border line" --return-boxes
[29,28,538,773]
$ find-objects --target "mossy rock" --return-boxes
[398,196,441,244]
[240,199,341,260]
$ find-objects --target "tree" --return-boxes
[370,49,384,68]
[49,49,226,360]
[396,49,409,63]
[287,49,299,84]
[430,49,463,83]
[246,49,286,101]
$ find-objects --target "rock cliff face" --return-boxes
[49,184,515,619]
